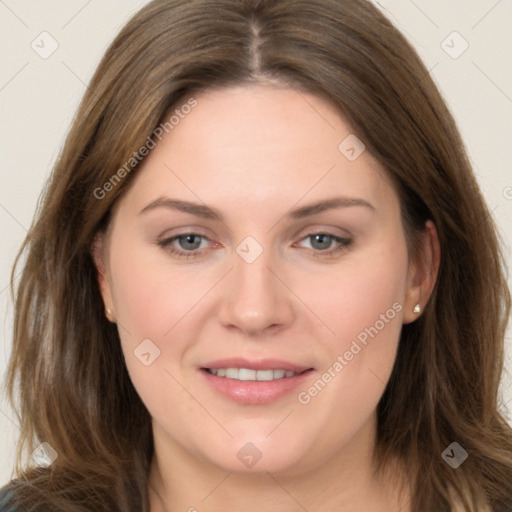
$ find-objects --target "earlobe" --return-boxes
[91,232,116,322]
[403,220,441,324]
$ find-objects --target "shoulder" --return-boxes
[0,480,47,512]
[0,482,18,511]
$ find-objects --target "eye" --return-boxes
[157,233,212,259]
[157,231,352,260]
[295,232,352,258]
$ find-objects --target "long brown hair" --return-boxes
[4,0,512,510]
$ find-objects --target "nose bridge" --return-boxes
[218,235,292,334]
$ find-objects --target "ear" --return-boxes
[91,232,116,323]
[402,220,440,324]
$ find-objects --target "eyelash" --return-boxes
[157,232,353,260]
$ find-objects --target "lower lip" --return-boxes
[200,369,314,405]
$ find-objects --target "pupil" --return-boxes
[181,235,200,250]
[313,234,330,250]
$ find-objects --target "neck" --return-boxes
[148,413,410,512]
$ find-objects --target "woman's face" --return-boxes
[96,84,429,475]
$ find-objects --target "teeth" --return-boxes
[238,368,256,381]
[255,369,274,381]
[225,368,238,379]
[208,368,299,381]
[273,369,285,379]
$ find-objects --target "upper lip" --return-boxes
[201,358,313,373]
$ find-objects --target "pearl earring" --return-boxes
[105,308,114,321]
[413,304,421,314]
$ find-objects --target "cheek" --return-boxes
[107,241,201,430]
[302,237,408,349]
[293,240,407,440]
[108,237,208,339]
[106,238,209,395]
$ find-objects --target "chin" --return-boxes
[198,433,320,476]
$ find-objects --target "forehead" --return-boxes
[114,84,397,221]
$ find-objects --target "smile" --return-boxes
[201,364,314,404]
[205,368,298,380]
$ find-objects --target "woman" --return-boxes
[1,0,511,510]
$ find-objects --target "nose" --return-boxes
[217,244,294,337]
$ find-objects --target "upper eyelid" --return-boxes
[158,222,353,240]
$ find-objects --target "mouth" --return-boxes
[199,359,314,405]
[204,367,304,380]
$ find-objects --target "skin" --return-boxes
[94,84,440,512]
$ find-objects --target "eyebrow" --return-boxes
[139,196,376,221]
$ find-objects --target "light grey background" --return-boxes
[1,0,511,487]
